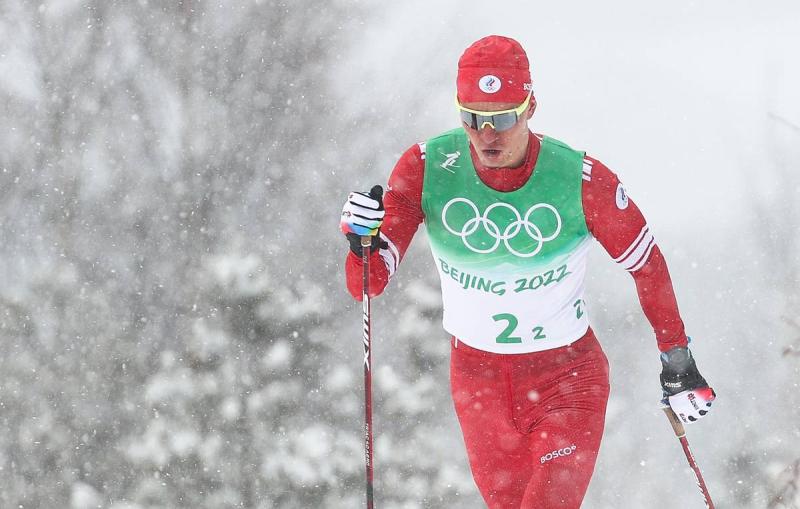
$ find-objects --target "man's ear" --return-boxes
[527,97,537,119]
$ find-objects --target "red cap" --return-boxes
[456,35,532,105]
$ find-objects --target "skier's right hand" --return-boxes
[340,185,387,257]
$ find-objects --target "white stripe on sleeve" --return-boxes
[582,158,593,182]
[378,232,399,278]
[628,237,656,272]
[613,225,656,272]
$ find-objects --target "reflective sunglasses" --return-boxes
[456,90,532,132]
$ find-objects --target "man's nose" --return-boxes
[478,124,498,143]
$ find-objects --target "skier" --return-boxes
[340,35,715,508]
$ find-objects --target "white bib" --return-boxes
[433,237,592,353]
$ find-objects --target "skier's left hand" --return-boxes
[659,346,716,424]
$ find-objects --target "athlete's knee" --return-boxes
[521,463,591,509]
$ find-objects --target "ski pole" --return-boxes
[361,233,375,509]
[662,406,715,509]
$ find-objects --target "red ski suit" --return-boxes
[344,132,688,508]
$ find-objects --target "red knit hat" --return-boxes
[456,35,532,105]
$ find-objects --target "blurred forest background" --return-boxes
[0,1,798,508]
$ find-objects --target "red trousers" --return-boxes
[450,329,610,509]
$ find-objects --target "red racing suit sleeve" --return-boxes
[581,156,689,352]
[344,143,426,299]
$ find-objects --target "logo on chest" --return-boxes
[438,150,461,173]
[441,197,562,258]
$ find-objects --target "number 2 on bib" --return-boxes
[492,313,547,344]
[492,313,523,343]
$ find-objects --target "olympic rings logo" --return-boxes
[441,197,562,258]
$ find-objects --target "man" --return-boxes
[340,35,715,508]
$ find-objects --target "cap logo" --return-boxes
[478,75,501,94]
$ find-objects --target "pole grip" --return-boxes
[662,406,686,437]
[361,236,372,248]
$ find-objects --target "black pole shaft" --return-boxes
[361,237,375,509]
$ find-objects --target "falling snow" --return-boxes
[0,1,799,508]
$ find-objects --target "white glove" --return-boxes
[665,387,716,424]
[340,186,384,237]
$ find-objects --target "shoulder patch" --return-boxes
[615,183,629,210]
